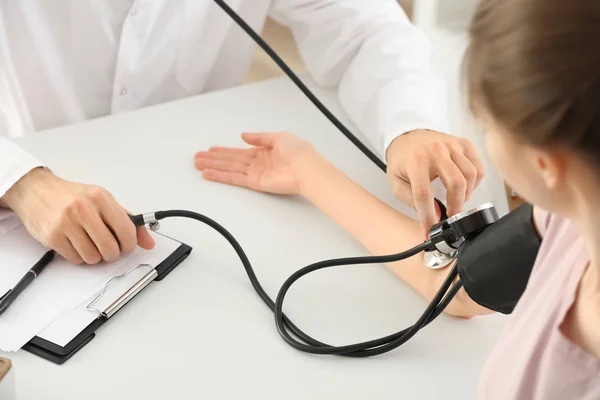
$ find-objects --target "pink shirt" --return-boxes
[478,211,600,399]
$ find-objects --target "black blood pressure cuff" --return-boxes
[456,203,542,314]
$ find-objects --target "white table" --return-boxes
[2,78,507,400]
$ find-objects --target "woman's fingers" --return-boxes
[194,147,258,175]
[194,157,249,174]
[202,169,249,188]
[205,147,259,159]
[195,149,254,163]
[241,132,275,147]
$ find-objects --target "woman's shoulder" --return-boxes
[534,207,578,242]
[529,208,587,281]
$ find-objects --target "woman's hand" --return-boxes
[194,132,316,194]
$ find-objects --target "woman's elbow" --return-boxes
[443,288,495,319]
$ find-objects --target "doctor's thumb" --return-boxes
[136,227,156,250]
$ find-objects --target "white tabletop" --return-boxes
[2,77,507,400]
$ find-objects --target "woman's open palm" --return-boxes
[194,132,313,195]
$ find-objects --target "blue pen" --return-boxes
[0,250,55,316]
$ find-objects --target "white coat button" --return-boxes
[119,87,128,96]
[130,8,138,16]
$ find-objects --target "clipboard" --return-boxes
[21,239,192,365]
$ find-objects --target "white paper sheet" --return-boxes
[0,209,14,221]
[0,225,181,351]
[0,209,20,234]
[37,233,180,347]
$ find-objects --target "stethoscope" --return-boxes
[126,0,503,357]
[126,203,498,357]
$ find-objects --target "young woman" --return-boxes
[194,0,600,397]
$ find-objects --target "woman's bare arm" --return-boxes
[295,152,493,318]
[195,133,493,318]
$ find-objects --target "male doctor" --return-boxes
[0,0,484,265]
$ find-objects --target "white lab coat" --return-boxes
[0,0,447,197]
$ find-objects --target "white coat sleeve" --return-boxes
[0,136,44,198]
[269,0,449,156]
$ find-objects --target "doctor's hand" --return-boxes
[0,168,155,264]
[194,132,315,195]
[386,130,485,235]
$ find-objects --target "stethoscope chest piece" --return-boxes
[424,250,458,269]
[425,202,499,269]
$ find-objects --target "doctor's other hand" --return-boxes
[0,168,155,264]
[194,132,315,195]
[386,130,485,235]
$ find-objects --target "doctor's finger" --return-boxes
[52,236,84,265]
[122,208,156,251]
[194,157,249,174]
[406,164,438,234]
[68,226,103,265]
[389,177,415,208]
[450,152,478,201]
[391,178,443,222]
[202,169,249,188]
[100,205,138,253]
[136,227,155,250]
[80,210,121,263]
[435,155,467,217]
[461,140,485,188]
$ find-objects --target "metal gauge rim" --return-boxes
[446,202,496,225]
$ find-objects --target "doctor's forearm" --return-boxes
[293,153,489,318]
[270,0,447,153]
